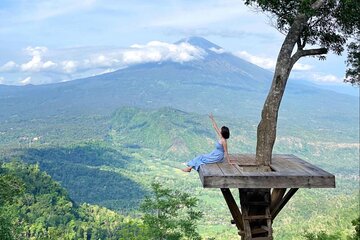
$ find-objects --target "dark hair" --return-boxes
[221,126,230,139]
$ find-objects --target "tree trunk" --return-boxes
[255,13,311,166]
[256,68,292,166]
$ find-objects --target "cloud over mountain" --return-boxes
[124,41,205,64]
[235,51,312,71]
[0,41,206,85]
[0,37,344,89]
[21,47,57,72]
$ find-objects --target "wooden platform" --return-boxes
[199,154,335,188]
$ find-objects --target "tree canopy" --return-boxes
[140,182,203,240]
[243,0,360,165]
[245,0,359,85]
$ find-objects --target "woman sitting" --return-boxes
[182,113,231,172]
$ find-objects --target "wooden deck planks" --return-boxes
[199,154,335,189]
[271,156,315,175]
[230,154,258,166]
[200,162,223,176]
[217,162,241,175]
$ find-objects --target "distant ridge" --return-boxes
[0,37,357,132]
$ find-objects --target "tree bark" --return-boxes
[255,0,326,166]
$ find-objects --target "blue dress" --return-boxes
[187,141,224,171]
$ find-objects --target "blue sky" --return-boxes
[0,0,358,95]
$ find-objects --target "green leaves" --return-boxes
[0,173,24,206]
[0,163,24,240]
[140,182,203,240]
[244,0,360,85]
[303,216,359,240]
[345,36,360,85]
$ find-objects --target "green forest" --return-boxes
[0,160,205,240]
[0,107,359,239]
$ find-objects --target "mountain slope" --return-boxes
[0,37,357,132]
[0,160,145,240]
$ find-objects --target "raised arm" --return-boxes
[209,113,221,137]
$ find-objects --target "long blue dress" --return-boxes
[187,141,224,171]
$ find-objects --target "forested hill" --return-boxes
[0,161,146,240]
[1,106,359,239]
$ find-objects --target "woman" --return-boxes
[182,113,231,172]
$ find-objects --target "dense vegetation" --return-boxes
[0,107,358,239]
[141,182,203,240]
[0,160,145,240]
[0,161,204,240]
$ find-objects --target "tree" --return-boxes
[303,231,343,240]
[349,216,360,240]
[0,163,24,240]
[243,0,360,165]
[345,35,360,86]
[302,216,360,240]
[140,182,203,240]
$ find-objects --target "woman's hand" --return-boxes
[228,159,235,165]
[209,113,214,120]
[226,155,235,165]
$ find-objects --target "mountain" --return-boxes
[0,37,358,131]
[1,35,358,240]
[176,36,222,50]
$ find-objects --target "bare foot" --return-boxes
[181,167,192,172]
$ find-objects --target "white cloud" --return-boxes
[209,47,225,54]
[24,46,48,56]
[61,60,78,73]
[98,68,116,75]
[293,62,312,71]
[312,73,343,83]
[0,76,4,84]
[0,61,18,72]
[123,41,205,64]
[234,50,312,71]
[19,42,204,75]
[20,76,32,85]
[235,51,276,69]
[86,54,120,68]
[1,40,207,85]
[20,46,57,72]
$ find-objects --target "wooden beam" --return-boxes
[220,188,244,231]
[200,174,334,188]
[270,188,286,211]
[271,188,298,220]
[199,154,335,189]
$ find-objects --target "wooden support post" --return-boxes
[271,188,299,220]
[220,188,299,239]
[199,155,334,239]
[239,189,272,240]
[220,188,244,234]
[270,188,286,211]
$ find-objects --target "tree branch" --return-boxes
[311,0,326,10]
[296,37,302,50]
[301,34,308,49]
[291,47,328,66]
